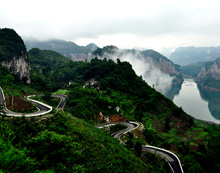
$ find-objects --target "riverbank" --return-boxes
[197,82,220,92]
[172,78,220,124]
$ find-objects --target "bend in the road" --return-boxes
[97,122,184,173]
[0,87,66,117]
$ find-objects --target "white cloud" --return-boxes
[1,0,220,51]
[99,50,174,94]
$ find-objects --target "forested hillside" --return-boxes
[93,46,183,85]
[1,28,220,173]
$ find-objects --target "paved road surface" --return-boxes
[0,87,5,106]
[143,145,184,173]
[52,94,67,111]
[0,87,66,117]
[97,122,184,173]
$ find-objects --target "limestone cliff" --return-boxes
[153,55,181,76]
[0,28,31,83]
[2,52,31,83]
[141,49,183,84]
[197,57,220,91]
[197,58,220,80]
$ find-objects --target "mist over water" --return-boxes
[100,50,174,94]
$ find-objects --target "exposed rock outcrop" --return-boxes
[197,58,220,80]
[197,57,220,91]
[156,58,180,75]
[0,28,31,83]
[2,53,31,83]
[70,53,90,61]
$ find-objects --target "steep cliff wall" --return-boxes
[141,49,183,84]
[155,57,181,76]
[197,58,220,80]
[197,58,220,90]
[0,28,31,83]
[2,53,31,83]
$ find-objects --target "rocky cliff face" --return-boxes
[154,56,181,76]
[0,28,31,84]
[141,49,183,84]
[2,52,31,83]
[70,53,91,61]
[197,58,220,80]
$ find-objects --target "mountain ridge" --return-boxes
[170,46,220,65]
[25,39,98,61]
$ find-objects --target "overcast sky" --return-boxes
[1,0,220,53]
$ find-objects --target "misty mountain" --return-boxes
[170,46,220,65]
[93,46,183,94]
[24,39,98,61]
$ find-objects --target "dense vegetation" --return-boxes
[181,62,205,77]
[92,45,118,56]
[25,49,220,172]
[0,112,152,172]
[1,29,220,172]
[0,28,27,62]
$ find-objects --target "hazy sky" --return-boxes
[1,0,220,52]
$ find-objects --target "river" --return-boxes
[165,78,220,124]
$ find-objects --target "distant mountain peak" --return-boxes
[24,39,100,61]
[170,46,220,65]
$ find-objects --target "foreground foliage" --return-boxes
[0,112,151,172]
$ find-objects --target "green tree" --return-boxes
[134,141,142,157]
[27,130,83,171]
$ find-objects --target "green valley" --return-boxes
[1,28,220,173]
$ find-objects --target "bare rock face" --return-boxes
[155,57,181,76]
[0,28,31,84]
[70,53,89,61]
[197,58,220,80]
[2,52,31,84]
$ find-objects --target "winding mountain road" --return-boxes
[52,94,67,111]
[97,122,184,173]
[1,86,183,172]
[0,87,66,117]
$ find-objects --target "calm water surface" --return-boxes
[172,78,220,124]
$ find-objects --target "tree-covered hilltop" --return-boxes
[29,48,78,91]
[0,28,27,62]
[92,46,183,85]
[1,29,220,172]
